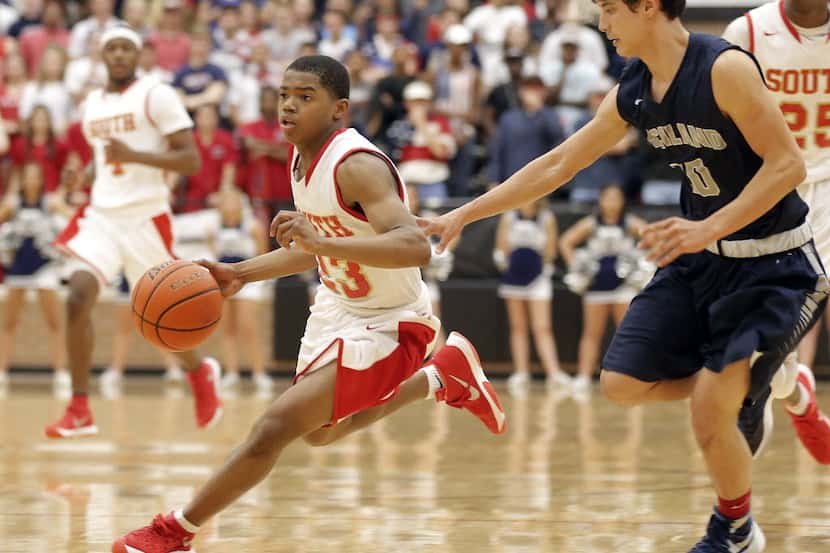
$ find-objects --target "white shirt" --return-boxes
[539,24,609,73]
[64,57,109,97]
[67,16,122,59]
[464,4,527,89]
[82,76,193,215]
[19,81,73,135]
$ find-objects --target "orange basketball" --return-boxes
[131,260,223,352]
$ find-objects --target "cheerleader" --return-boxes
[0,163,67,396]
[209,188,273,395]
[494,198,568,393]
[560,184,647,392]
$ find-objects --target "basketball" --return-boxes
[131,260,223,352]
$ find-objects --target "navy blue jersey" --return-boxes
[616,33,807,241]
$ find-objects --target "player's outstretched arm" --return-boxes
[198,248,318,297]
[421,87,630,251]
[273,152,431,268]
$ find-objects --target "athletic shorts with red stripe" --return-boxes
[54,205,177,289]
[295,282,440,426]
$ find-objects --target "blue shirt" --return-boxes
[488,107,565,183]
[616,33,806,240]
[173,63,228,96]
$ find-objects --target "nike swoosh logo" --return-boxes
[366,324,384,330]
[634,98,644,106]
[763,31,777,36]
[449,375,481,401]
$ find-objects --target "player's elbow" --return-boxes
[787,156,807,189]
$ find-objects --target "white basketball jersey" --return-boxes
[82,76,193,215]
[290,128,424,312]
[725,2,830,184]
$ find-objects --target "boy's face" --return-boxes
[597,0,650,58]
[279,70,347,145]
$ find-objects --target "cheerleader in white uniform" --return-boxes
[0,163,68,395]
[494,198,568,393]
[209,188,273,395]
[560,184,647,392]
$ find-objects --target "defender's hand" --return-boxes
[195,259,244,297]
[639,217,713,267]
[418,208,466,254]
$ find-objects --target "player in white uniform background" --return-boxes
[46,27,223,439]
[724,0,830,464]
[113,55,505,553]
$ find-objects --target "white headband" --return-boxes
[100,27,143,50]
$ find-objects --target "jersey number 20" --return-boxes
[671,158,720,197]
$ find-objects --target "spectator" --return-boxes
[67,0,121,59]
[239,0,263,37]
[61,119,92,208]
[0,1,17,36]
[19,46,71,135]
[146,0,191,73]
[179,104,238,213]
[428,24,480,196]
[559,184,646,392]
[389,80,456,203]
[540,29,603,133]
[367,43,418,143]
[173,29,229,114]
[0,162,68,397]
[137,42,174,84]
[463,0,527,90]
[483,47,522,137]
[424,5,463,48]
[318,9,356,62]
[0,53,29,136]
[8,105,68,193]
[363,12,406,72]
[493,198,567,394]
[7,0,43,39]
[64,31,108,106]
[259,0,315,64]
[237,86,292,221]
[502,22,540,81]
[539,21,609,74]
[122,0,151,37]
[211,0,253,75]
[343,49,376,133]
[291,0,318,41]
[567,78,640,203]
[210,187,273,396]
[488,74,564,188]
[530,0,568,42]
[18,0,69,79]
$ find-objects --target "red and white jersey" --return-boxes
[290,128,425,312]
[82,75,193,215]
[723,1,830,185]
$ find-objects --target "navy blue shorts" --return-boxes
[603,243,828,401]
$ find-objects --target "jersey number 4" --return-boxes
[781,103,830,149]
[671,158,720,197]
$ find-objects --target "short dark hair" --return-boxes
[286,55,350,100]
[621,0,685,19]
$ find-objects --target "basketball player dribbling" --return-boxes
[111,55,505,553]
[723,0,830,464]
[47,27,223,439]
[422,0,828,550]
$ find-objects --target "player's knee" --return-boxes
[599,370,642,406]
[66,274,98,318]
[246,413,293,457]
[689,397,733,449]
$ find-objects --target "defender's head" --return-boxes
[279,55,350,144]
[596,0,686,57]
[100,26,142,85]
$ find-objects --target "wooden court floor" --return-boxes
[1,377,829,553]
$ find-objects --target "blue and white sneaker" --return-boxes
[688,508,766,552]
[738,385,773,459]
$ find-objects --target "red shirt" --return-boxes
[147,32,192,73]
[65,121,92,166]
[0,84,21,131]
[184,129,238,212]
[399,114,454,163]
[9,136,69,192]
[237,119,291,203]
[19,27,71,78]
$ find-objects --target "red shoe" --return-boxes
[433,332,506,434]
[788,364,830,464]
[44,404,98,439]
[187,358,223,429]
[112,512,195,553]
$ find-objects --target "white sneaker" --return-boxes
[507,372,530,396]
[53,370,72,399]
[164,365,184,383]
[573,374,592,392]
[253,373,274,395]
[771,351,799,399]
[99,368,122,399]
[546,370,572,390]
[221,371,240,391]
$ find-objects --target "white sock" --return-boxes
[785,382,811,416]
[174,509,200,534]
[421,365,444,400]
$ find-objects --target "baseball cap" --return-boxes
[444,24,472,45]
[403,81,433,101]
